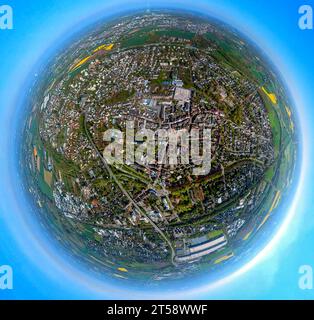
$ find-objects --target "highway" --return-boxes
[82,113,177,266]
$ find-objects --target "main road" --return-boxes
[82,113,177,266]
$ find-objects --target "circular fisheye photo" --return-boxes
[19,10,298,287]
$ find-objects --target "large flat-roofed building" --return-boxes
[175,234,227,263]
[173,87,192,102]
[189,235,226,253]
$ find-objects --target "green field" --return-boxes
[121,28,196,48]
[259,89,281,157]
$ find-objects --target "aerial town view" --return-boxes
[20,10,297,284]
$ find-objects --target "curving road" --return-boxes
[82,113,177,266]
